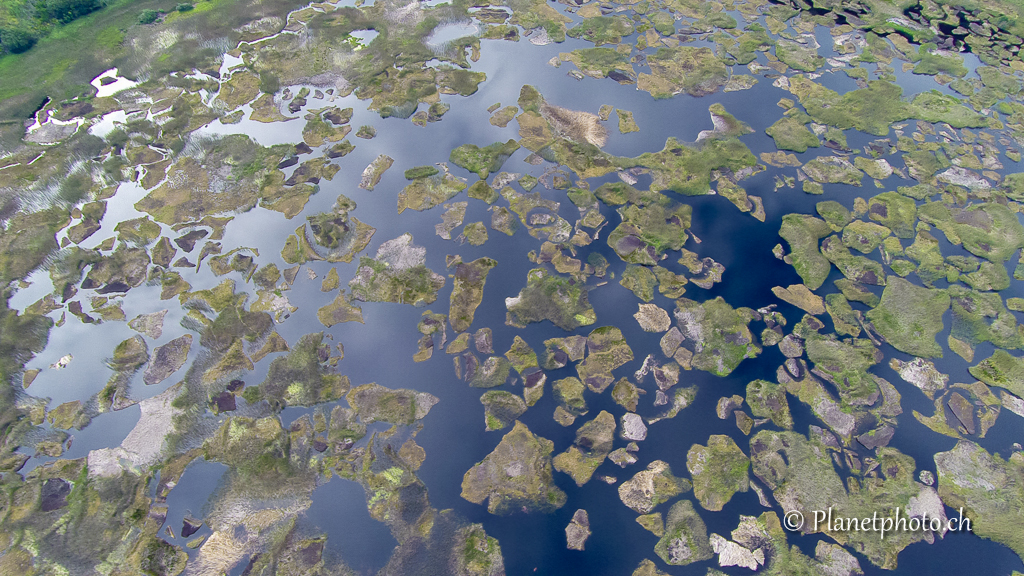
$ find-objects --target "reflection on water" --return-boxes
[162,459,227,549]
[87,109,130,138]
[350,29,380,48]
[303,478,398,575]
[90,68,141,98]
[219,53,245,77]
[424,21,480,48]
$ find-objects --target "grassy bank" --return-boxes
[0,0,306,122]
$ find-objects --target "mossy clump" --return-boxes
[504,335,538,375]
[749,430,847,529]
[559,48,633,80]
[437,202,469,240]
[450,257,498,332]
[805,333,882,407]
[968,349,1024,397]
[816,201,852,232]
[328,405,366,446]
[779,214,832,290]
[452,520,505,575]
[566,16,633,46]
[576,326,633,393]
[821,236,886,286]
[801,156,863,185]
[855,156,894,180]
[297,195,376,263]
[745,380,792,430]
[867,192,917,239]
[542,335,587,370]
[617,109,639,134]
[256,333,349,410]
[349,233,445,306]
[634,125,757,196]
[772,283,826,315]
[553,377,587,416]
[97,334,149,409]
[114,216,162,247]
[143,335,193,386]
[910,91,987,128]
[462,221,489,246]
[948,286,1024,359]
[637,47,728,98]
[753,430,941,568]
[82,245,151,293]
[687,435,749,511]
[46,400,90,430]
[787,78,911,137]
[918,201,1024,263]
[489,105,519,127]
[317,291,364,327]
[912,45,967,77]
[397,172,469,214]
[612,378,640,411]
[630,559,669,576]
[450,140,521,179]
[358,154,393,191]
[515,88,619,178]
[935,440,1024,562]
[674,297,760,377]
[715,512,862,574]
[327,140,356,158]
[469,356,512,389]
[3,459,187,575]
[654,499,712,566]
[776,38,824,72]
[835,279,879,308]
[825,293,861,338]
[722,24,771,63]
[553,410,616,486]
[842,220,891,254]
[135,135,291,224]
[346,382,438,425]
[461,421,567,514]
[620,265,658,302]
[467,180,500,204]
[618,460,691,514]
[866,278,949,358]
[404,165,439,180]
[302,113,352,147]
[506,267,596,331]
[636,513,664,537]
[204,415,292,478]
[765,116,820,153]
[608,198,692,265]
[480,391,527,431]
[506,0,570,42]
[489,206,519,237]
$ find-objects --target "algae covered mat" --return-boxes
[4,0,1024,573]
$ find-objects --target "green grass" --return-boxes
[0,0,161,117]
[565,15,632,46]
[94,24,123,48]
[0,0,306,121]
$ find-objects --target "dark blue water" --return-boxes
[162,458,227,552]
[302,478,399,576]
